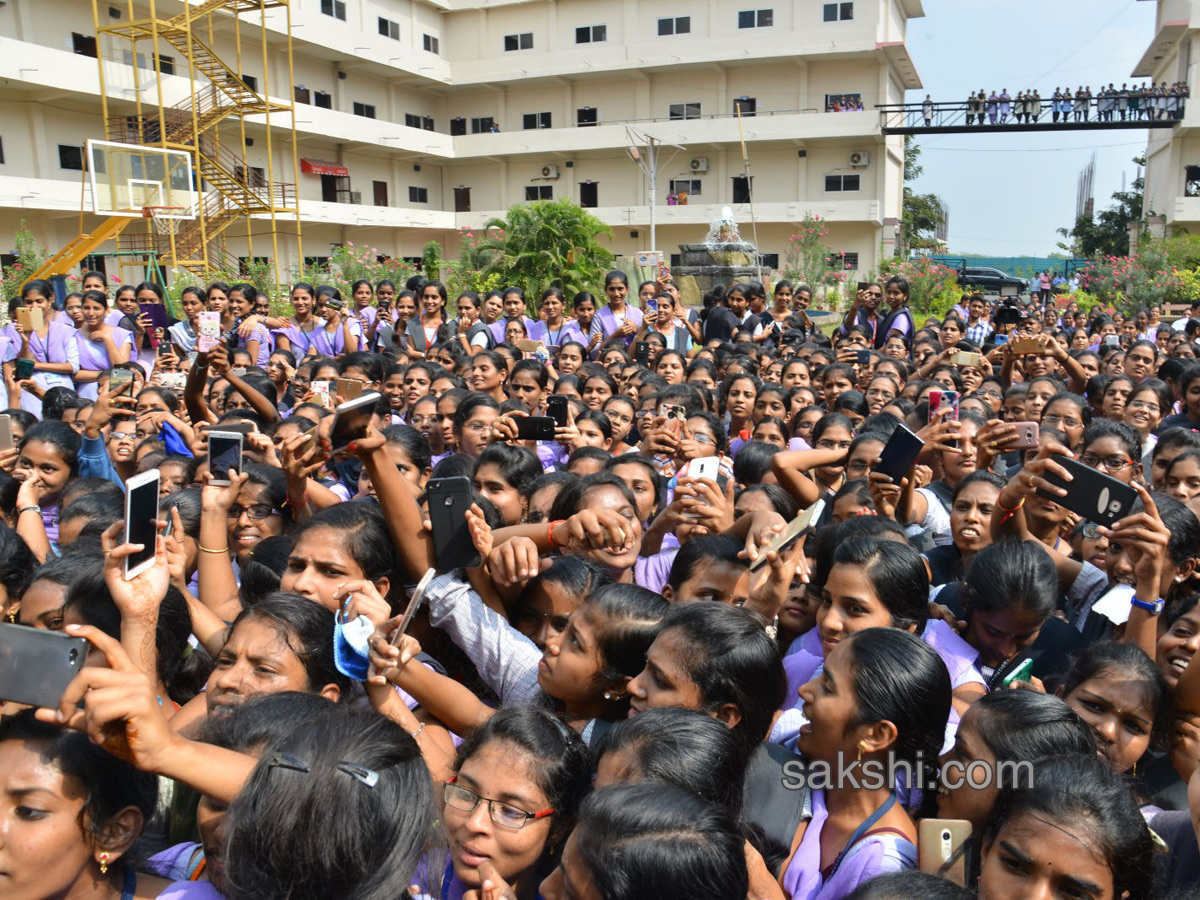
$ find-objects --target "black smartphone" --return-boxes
[427,476,481,572]
[874,424,925,483]
[207,431,244,486]
[123,468,160,580]
[0,623,90,709]
[157,340,175,358]
[635,341,650,366]
[855,349,871,366]
[15,357,34,380]
[547,395,569,428]
[1037,455,1138,528]
[857,281,870,293]
[329,392,379,455]
[516,416,556,441]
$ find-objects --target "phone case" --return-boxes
[874,425,924,483]
[547,396,569,428]
[0,623,90,710]
[917,819,972,886]
[1010,423,1039,450]
[427,476,481,572]
[1037,455,1137,527]
[197,312,221,352]
[516,416,556,441]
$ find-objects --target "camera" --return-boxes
[994,299,1021,327]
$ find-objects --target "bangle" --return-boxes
[997,494,1025,524]
[408,722,426,740]
[547,519,566,549]
[198,543,229,554]
[18,505,40,516]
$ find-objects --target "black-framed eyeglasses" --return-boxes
[226,505,279,520]
[443,778,554,830]
[1079,453,1134,472]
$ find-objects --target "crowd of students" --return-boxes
[5,266,1200,900]
[961,82,1189,126]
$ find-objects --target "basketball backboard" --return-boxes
[87,140,197,219]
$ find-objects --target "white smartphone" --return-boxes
[207,431,244,486]
[690,456,720,482]
[123,468,161,581]
[390,568,436,647]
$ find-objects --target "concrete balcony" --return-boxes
[453,110,880,158]
[464,198,882,230]
[0,175,86,213]
[287,199,457,231]
[1169,196,1200,224]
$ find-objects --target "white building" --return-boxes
[0,0,924,282]
[1138,0,1200,233]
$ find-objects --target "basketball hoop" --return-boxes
[143,206,186,238]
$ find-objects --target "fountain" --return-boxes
[674,207,762,295]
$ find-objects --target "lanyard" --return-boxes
[823,794,897,881]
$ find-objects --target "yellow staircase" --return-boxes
[102,0,296,274]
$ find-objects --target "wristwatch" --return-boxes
[1130,596,1165,615]
[18,505,41,516]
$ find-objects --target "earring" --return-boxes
[857,741,866,763]
[99,852,109,875]
[603,691,617,701]
[4,610,14,623]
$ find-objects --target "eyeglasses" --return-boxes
[268,752,379,788]
[974,389,1002,399]
[463,422,493,433]
[443,779,554,830]
[1041,415,1083,429]
[1079,453,1134,472]
[110,431,137,441]
[1126,355,1156,366]
[1126,400,1160,413]
[409,415,436,427]
[691,432,715,445]
[816,440,852,450]
[226,505,279,520]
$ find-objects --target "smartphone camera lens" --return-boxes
[68,649,78,664]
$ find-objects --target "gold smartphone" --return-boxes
[951,351,981,368]
[918,818,972,887]
[17,307,44,332]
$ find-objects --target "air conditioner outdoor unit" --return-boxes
[348,191,362,204]
[849,151,870,167]
[689,157,709,173]
[541,164,560,179]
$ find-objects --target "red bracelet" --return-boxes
[547,519,565,548]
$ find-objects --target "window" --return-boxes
[823,2,853,21]
[733,96,756,116]
[580,182,598,208]
[825,93,863,112]
[738,9,773,28]
[576,25,607,43]
[71,33,98,58]
[732,176,753,203]
[669,102,701,121]
[450,117,467,135]
[657,16,690,35]
[295,86,311,104]
[1187,165,1200,197]
[832,252,859,270]
[526,185,553,201]
[373,181,389,206]
[0,137,5,165]
[409,186,429,203]
[405,114,435,130]
[314,91,332,109]
[304,256,331,269]
[157,55,176,75]
[523,112,552,130]
[378,17,400,40]
[238,257,269,275]
[353,102,377,119]
[824,174,861,192]
[759,253,780,269]
[454,187,471,212]
[577,107,598,127]
[470,117,496,134]
[669,179,701,195]
[504,33,534,51]
[321,0,346,20]
[58,145,84,170]
[423,34,440,54]
[241,74,258,92]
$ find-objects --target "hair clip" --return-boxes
[337,761,379,788]
[267,752,311,774]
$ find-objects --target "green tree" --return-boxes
[1058,154,1146,257]
[421,241,444,282]
[475,200,614,305]
[901,137,945,254]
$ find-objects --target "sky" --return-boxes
[904,0,1157,257]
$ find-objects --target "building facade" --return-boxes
[0,0,923,283]
[1138,0,1200,234]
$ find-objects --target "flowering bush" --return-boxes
[0,221,53,304]
[782,215,843,295]
[287,241,419,301]
[1075,244,1192,310]
[876,256,961,317]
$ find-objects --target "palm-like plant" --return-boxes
[474,200,614,310]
